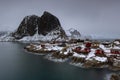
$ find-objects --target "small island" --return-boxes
[25,39,120,71]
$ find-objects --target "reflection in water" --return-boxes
[0,42,115,80]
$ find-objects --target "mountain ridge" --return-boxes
[0,11,67,41]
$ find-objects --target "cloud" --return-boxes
[0,0,120,38]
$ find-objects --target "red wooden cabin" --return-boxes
[111,49,120,54]
[82,48,91,53]
[95,49,104,55]
[73,47,81,53]
[85,42,92,48]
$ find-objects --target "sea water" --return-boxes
[0,42,116,80]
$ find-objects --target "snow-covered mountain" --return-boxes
[0,11,67,42]
[66,28,92,40]
[0,31,8,36]
[0,31,15,41]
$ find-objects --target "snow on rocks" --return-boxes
[99,44,111,52]
[25,43,64,55]
[73,52,86,58]
[93,56,107,62]
[86,49,95,60]
[26,45,31,48]
[70,62,83,67]
[59,47,73,55]
[45,54,68,62]
[114,40,120,45]
[51,46,63,51]
[112,46,120,50]
[34,45,42,50]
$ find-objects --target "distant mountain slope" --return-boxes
[0,31,8,36]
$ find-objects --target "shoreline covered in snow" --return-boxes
[24,39,120,71]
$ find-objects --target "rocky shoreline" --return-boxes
[25,40,120,71]
[107,73,120,80]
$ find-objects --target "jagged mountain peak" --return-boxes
[12,15,40,39]
[8,11,67,41]
[38,11,62,35]
[42,11,60,21]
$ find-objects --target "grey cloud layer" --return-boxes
[0,0,120,38]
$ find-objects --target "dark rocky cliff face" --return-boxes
[12,11,67,39]
[38,11,61,35]
[12,15,40,39]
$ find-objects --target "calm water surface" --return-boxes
[0,42,115,80]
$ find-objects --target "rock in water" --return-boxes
[110,73,120,80]
[13,15,40,39]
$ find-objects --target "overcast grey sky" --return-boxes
[0,0,120,38]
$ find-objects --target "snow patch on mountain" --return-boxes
[66,29,92,40]
[0,29,65,42]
